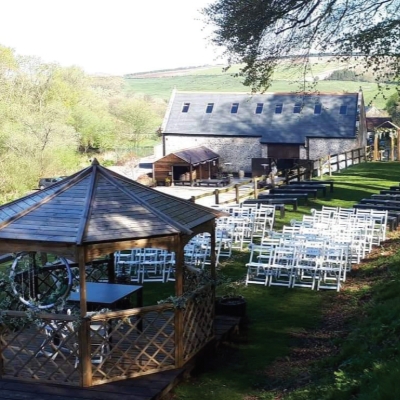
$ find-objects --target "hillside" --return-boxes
[124,58,396,109]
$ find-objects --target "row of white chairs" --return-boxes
[245,207,388,291]
[246,238,349,291]
[115,248,176,283]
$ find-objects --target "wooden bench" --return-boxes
[360,198,400,207]
[258,192,309,204]
[371,194,400,201]
[173,180,193,186]
[270,187,318,199]
[285,183,327,197]
[244,197,296,212]
[197,179,230,187]
[289,180,334,193]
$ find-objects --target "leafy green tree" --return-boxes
[202,0,400,92]
[386,92,400,126]
[110,97,162,147]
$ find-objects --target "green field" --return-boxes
[124,60,396,109]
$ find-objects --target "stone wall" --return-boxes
[164,136,261,174]
[308,138,358,160]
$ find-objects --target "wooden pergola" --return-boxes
[373,121,400,161]
[0,159,225,387]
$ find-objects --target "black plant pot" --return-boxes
[216,296,247,318]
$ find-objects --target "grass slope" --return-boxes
[125,60,396,109]
[170,162,400,400]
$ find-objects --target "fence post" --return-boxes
[235,184,240,204]
[215,189,220,205]
[345,152,348,168]
[253,178,259,199]
[328,155,332,176]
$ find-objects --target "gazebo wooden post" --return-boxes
[107,253,115,283]
[210,224,216,321]
[189,164,193,186]
[77,248,92,387]
[174,235,185,368]
[391,135,395,161]
[398,129,400,162]
[374,133,379,161]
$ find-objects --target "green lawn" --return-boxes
[171,162,400,400]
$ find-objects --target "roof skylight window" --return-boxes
[293,103,302,113]
[182,103,190,113]
[206,103,214,113]
[339,105,347,115]
[255,103,264,114]
[314,103,322,114]
[275,103,283,114]
[231,103,239,113]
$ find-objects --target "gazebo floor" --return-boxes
[0,315,240,400]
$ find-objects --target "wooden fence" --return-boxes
[189,146,371,204]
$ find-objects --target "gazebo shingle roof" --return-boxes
[0,159,222,245]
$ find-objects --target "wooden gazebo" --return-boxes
[373,121,400,161]
[0,159,224,387]
[153,146,220,185]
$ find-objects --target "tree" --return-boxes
[202,0,400,92]
[386,92,400,125]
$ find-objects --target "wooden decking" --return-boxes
[0,315,240,400]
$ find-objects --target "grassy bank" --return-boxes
[171,162,400,400]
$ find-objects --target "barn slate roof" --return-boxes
[170,146,219,165]
[163,91,359,144]
[0,159,222,245]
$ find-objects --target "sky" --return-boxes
[0,0,225,75]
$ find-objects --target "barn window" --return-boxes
[293,103,302,113]
[206,103,214,113]
[314,103,322,114]
[255,103,264,114]
[339,105,347,115]
[231,103,239,113]
[182,103,190,113]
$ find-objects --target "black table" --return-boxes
[68,282,143,310]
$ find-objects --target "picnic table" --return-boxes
[289,180,334,193]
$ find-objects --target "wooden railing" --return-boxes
[189,178,261,205]
[0,284,215,387]
[282,146,371,183]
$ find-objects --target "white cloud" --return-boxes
[0,0,225,75]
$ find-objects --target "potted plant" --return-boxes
[165,177,171,187]
[215,278,247,319]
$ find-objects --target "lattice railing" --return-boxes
[0,304,176,386]
[182,284,214,361]
[0,311,81,385]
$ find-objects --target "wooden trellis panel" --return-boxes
[183,285,214,361]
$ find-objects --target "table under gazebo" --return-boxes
[0,159,225,387]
